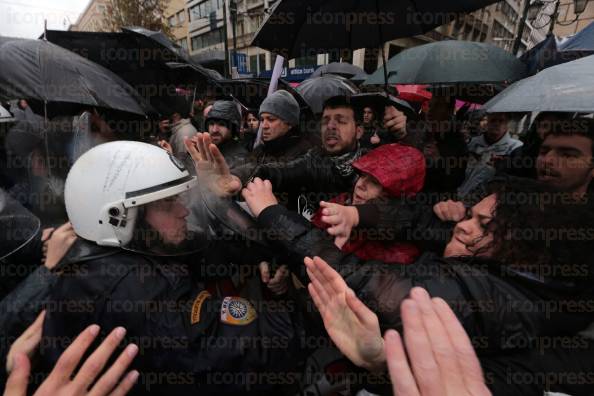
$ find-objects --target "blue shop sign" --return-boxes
[259,65,319,81]
[232,53,248,74]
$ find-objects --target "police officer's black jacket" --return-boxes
[38,240,304,395]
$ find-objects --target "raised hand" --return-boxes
[433,200,466,222]
[184,133,241,196]
[385,288,491,396]
[6,311,45,374]
[319,201,359,248]
[241,177,278,218]
[259,261,290,295]
[4,325,139,396]
[43,222,77,270]
[384,106,407,140]
[305,256,385,372]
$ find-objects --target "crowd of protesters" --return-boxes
[1,85,594,396]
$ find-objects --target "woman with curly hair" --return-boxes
[242,174,594,353]
[241,175,594,395]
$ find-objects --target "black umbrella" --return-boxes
[212,78,310,114]
[122,26,189,62]
[351,92,417,119]
[520,33,589,76]
[0,37,152,116]
[296,75,359,115]
[251,0,500,61]
[484,55,594,113]
[122,26,226,83]
[520,34,564,75]
[311,62,365,79]
[558,20,594,52]
[350,71,370,85]
[44,29,221,116]
[0,103,14,123]
[364,40,527,85]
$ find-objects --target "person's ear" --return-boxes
[355,125,364,140]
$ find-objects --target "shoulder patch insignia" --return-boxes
[220,296,257,326]
[191,291,211,325]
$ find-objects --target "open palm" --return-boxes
[305,256,385,371]
[184,133,241,196]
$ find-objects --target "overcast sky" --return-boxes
[0,0,89,39]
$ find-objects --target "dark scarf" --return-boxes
[261,130,299,155]
[328,144,363,177]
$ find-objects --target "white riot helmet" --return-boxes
[65,141,197,249]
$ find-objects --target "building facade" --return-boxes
[551,0,594,36]
[164,0,190,51]
[186,0,276,76]
[69,0,110,32]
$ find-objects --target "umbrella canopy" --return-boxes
[212,78,309,114]
[311,62,365,79]
[350,71,370,85]
[484,55,594,113]
[364,41,527,85]
[121,26,189,61]
[44,29,221,116]
[0,37,152,116]
[251,0,500,59]
[0,103,14,123]
[296,75,359,115]
[351,92,417,119]
[166,62,224,82]
[520,33,589,76]
[520,34,564,75]
[558,20,594,52]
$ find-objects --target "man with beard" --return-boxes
[194,95,407,214]
[535,118,594,199]
[203,100,248,167]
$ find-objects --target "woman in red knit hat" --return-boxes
[311,143,425,264]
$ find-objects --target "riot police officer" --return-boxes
[38,141,303,395]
